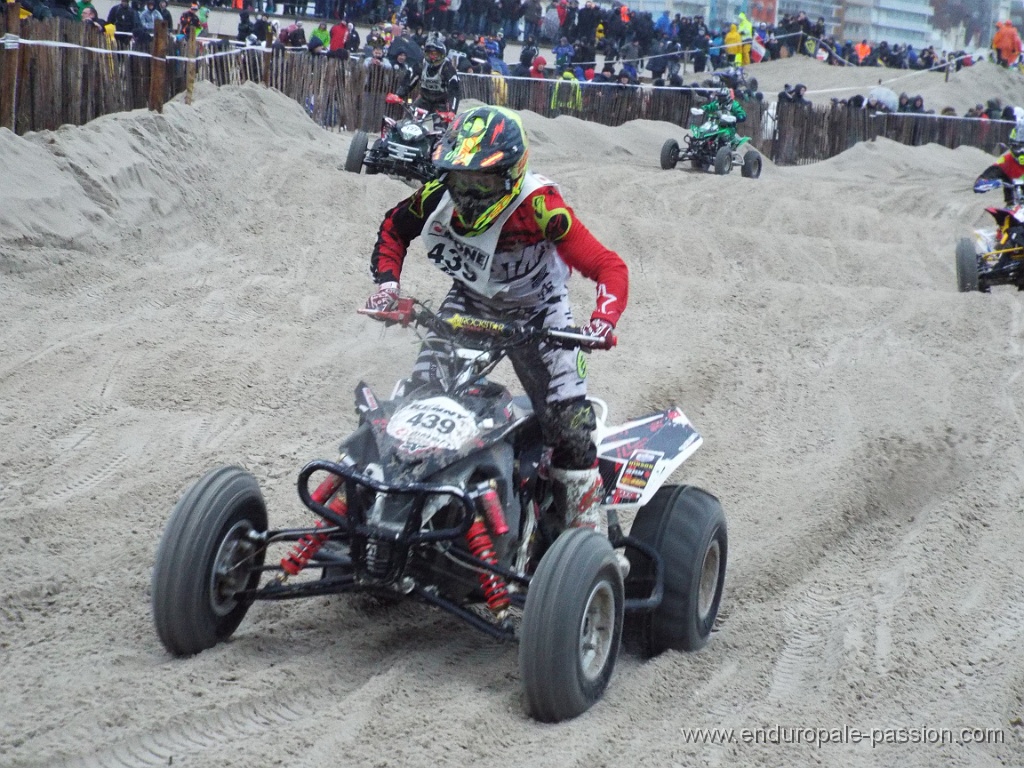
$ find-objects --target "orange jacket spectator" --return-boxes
[993,21,1022,67]
[854,39,871,63]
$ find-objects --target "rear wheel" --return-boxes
[520,528,624,722]
[741,149,763,178]
[714,145,733,175]
[625,485,726,657]
[152,466,267,656]
[956,237,980,292]
[660,139,680,170]
[344,130,369,173]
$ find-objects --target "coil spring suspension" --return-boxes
[281,474,346,576]
[465,516,509,612]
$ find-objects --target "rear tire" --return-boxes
[152,466,267,656]
[520,529,624,722]
[625,485,727,657]
[660,139,680,170]
[741,149,762,178]
[345,130,369,174]
[714,145,733,175]
[956,237,980,292]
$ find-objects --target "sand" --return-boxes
[2,53,1023,768]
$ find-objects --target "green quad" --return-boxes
[661,105,762,178]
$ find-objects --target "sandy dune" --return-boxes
[2,53,1023,768]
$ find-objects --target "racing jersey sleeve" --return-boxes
[524,186,629,327]
[994,151,1024,179]
[371,180,447,284]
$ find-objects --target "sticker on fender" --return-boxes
[617,449,663,491]
[387,397,480,452]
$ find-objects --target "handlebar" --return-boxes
[358,298,616,350]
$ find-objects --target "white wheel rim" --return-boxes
[697,539,721,621]
[209,520,256,617]
[579,580,616,682]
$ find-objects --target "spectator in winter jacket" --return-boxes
[178,3,202,38]
[737,12,753,65]
[329,21,348,51]
[107,0,137,37]
[993,21,1022,67]
[552,36,575,72]
[723,23,742,65]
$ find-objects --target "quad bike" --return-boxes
[660,105,762,178]
[344,95,450,184]
[957,179,1024,292]
[151,299,728,722]
[701,67,763,102]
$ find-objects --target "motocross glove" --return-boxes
[437,111,456,123]
[974,178,1001,194]
[365,281,400,312]
[720,113,737,124]
[385,93,404,105]
[580,318,615,349]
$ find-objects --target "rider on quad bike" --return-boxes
[970,118,1024,243]
[394,39,460,123]
[365,105,629,547]
[701,86,747,129]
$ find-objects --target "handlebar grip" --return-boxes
[357,297,417,326]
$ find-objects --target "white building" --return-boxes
[837,0,934,47]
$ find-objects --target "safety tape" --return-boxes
[0,33,307,62]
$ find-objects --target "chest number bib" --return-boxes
[427,242,485,283]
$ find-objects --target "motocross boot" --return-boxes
[550,466,630,579]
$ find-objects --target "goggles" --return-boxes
[425,49,444,63]
[444,170,507,198]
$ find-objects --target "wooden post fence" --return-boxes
[148,18,166,113]
[1,2,20,131]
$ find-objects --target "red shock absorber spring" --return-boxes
[465,516,510,612]
[281,474,347,576]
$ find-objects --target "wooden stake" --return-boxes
[1,3,21,131]
[149,18,166,112]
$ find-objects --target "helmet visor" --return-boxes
[445,170,507,198]
[425,48,444,64]
[444,170,511,229]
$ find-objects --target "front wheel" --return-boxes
[956,237,980,292]
[714,145,733,175]
[520,528,624,722]
[625,485,727,657]
[741,149,763,178]
[152,466,268,656]
[344,130,369,174]
[660,138,680,170]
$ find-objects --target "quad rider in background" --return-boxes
[975,118,1024,250]
[393,39,461,125]
[700,87,747,130]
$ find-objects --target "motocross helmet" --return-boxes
[433,106,529,236]
[424,39,446,69]
[717,87,734,106]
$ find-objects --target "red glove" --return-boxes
[364,281,400,312]
[580,318,616,349]
[385,93,403,105]
[437,111,455,123]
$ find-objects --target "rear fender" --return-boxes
[591,400,703,510]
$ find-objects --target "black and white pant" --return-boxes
[413,282,597,469]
